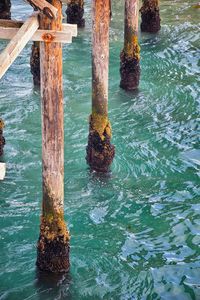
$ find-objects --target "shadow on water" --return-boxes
[35,269,72,300]
[88,168,113,185]
[115,86,141,102]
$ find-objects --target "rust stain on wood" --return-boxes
[42,32,55,42]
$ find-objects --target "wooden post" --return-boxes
[120,0,140,91]
[36,0,70,273]
[86,0,115,173]
[30,41,40,86]
[140,0,161,33]
[0,0,11,20]
[66,0,85,28]
[0,119,5,157]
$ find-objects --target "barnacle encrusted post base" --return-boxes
[0,119,5,157]
[66,1,85,28]
[120,50,140,91]
[0,0,11,20]
[36,214,70,273]
[30,42,40,87]
[86,114,115,173]
[140,0,161,33]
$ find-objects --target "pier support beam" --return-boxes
[0,119,5,157]
[140,0,161,33]
[0,0,11,20]
[66,0,85,28]
[120,0,140,91]
[86,0,115,173]
[36,0,70,273]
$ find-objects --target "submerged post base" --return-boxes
[120,51,140,91]
[30,42,40,87]
[86,115,115,173]
[37,235,70,273]
[36,216,70,273]
[66,4,85,28]
[140,6,161,33]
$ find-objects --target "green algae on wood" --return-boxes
[89,112,112,141]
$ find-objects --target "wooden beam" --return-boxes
[64,23,77,37]
[0,27,73,43]
[24,0,58,19]
[0,19,77,36]
[0,163,6,180]
[0,13,39,79]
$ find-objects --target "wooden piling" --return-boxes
[140,0,161,33]
[66,0,85,28]
[86,0,115,173]
[0,119,5,157]
[30,41,40,87]
[120,0,140,91]
[36,0,70,273]
[0,0,11,20]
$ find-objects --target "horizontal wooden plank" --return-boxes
[0,27,72,43]
[24,0,58,19]
[63,23,77,37]
[0,13,39,79]
[0,163,6,180]
[0,19,77,37]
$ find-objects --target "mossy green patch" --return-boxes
[90,112,112,141]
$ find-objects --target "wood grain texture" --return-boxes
[37,0,70,273]
[0,27,72,43]
[92,0,110,116]
[40,0,64,216]
[0,20,77,36]
[124,0,139,54]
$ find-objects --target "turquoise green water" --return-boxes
[0,0,200,299]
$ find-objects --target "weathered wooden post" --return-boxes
[0,119,5,157]
[36,0,70,272]
[86,0,115,173]
[120,0,140,91]
[66,0,85,28]
[0,0,11,20]
[140,0,161,33]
